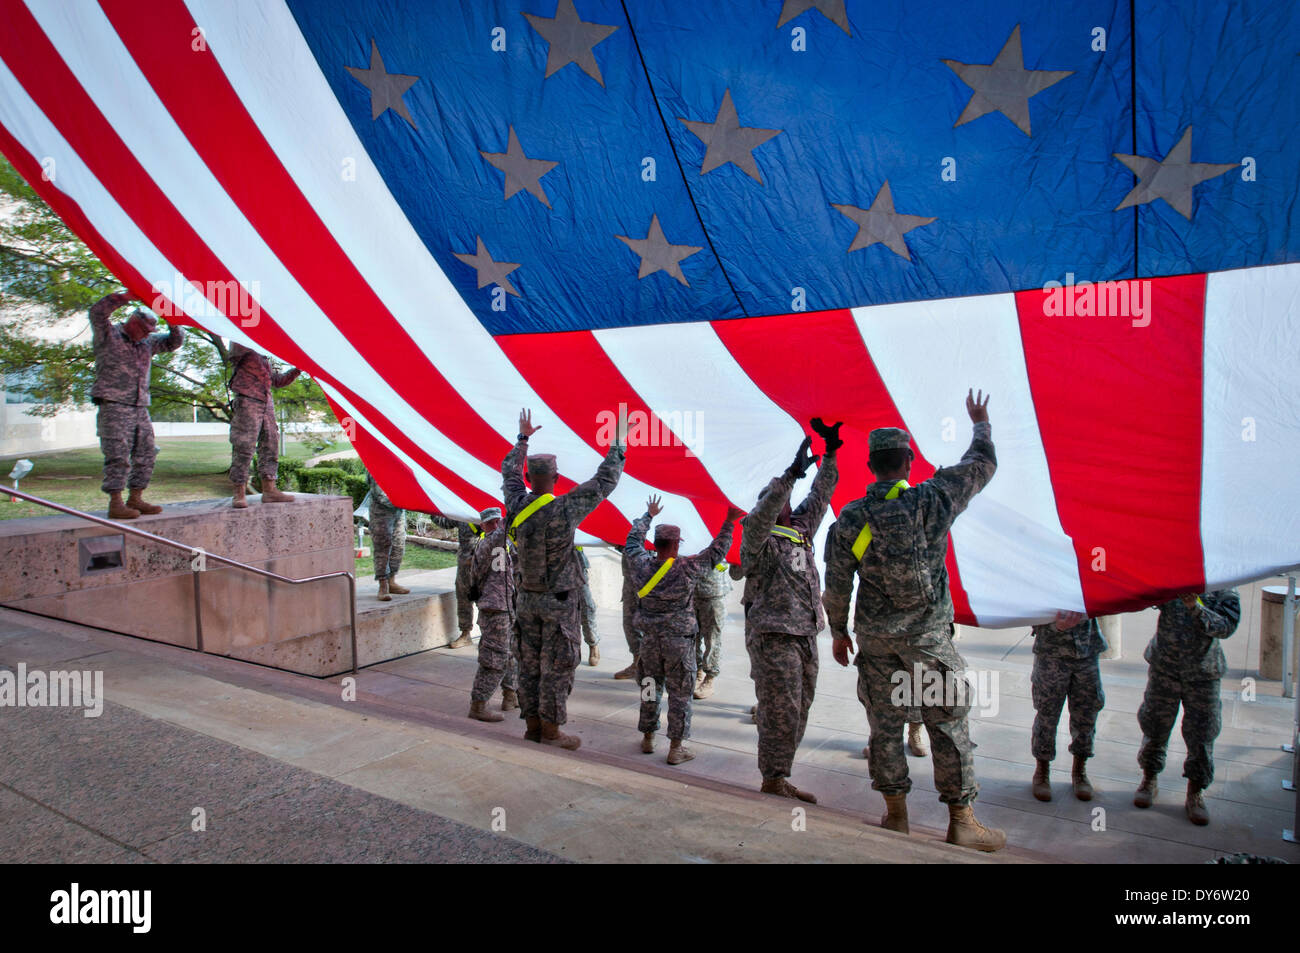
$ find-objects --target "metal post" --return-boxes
[192,570,205,652]
[348,574,358,675]
[1284,575,1296,700]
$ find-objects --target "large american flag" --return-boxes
[2,0,1297,626]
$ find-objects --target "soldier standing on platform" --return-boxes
[693,558,731,700]
[503,408,625,750]
[367,473,408,602]
[624,495,741,764]
[823,392,1005,852]
[466,507,519,721]
[227,341,300,508]
[1134,589,1241,825]
[1029,611,1106,802]
[736,419,841,804]
[576,545,601,666]
[89,290,184,519]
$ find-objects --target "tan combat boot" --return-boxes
[759,778,817,804]
[1133,772,1158,808]
[524,715,541,743]
[694,674,716,700]
[231,481,248,509]
[1185,786,1210,826]
[377,579,391,602]
[501,688,519,712]
[1032,759,1052,802]
[1072,755,1094,801]
[386,576,410,595]
[540,721,581,750]
[641,732,655,754]
[588,643,600,666]
[667,740,694,765]
[946,804,1006,852]
[261,479,294,503]
[908,722,929,757]
[695,669,706,690]
[448,630,473,649]
[126,488,161,515]
[613,657,638,679]
[881,794,909,834]
[468,699,504,723]
[107,491,140,520]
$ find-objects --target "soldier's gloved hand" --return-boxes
[786,436,819,479]
[810,418,844,454]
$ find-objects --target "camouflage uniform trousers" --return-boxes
[636,630,696,741]
[580,580,600,646]
[97,400,157,493]
[622,600,642,656]
[1137,667,1222,789]
[454,565,475,635]
[513,588,582,724]
[695,595,726,678]
[856,631,979,805]
[369,501,405,581]
[228,394,279,486]
[745,630,819,781]
[1031,653,1105,761]
[471,609,518,703]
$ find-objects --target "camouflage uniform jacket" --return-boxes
[737,453,838,638]
[367,474,396,510]
[502,438,625,594]
[469,523,516,614]
[823,422,995,641]
[624,512,734,638]
[429,514,483,568]
[695,553,733,599]
[89,291,185,406]
[1145,590,1241,680]
[1031,616,1106,658]
[228,342,300,400]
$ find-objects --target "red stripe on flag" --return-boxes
[713,309,976,625]
[0,0,496,514]
[1015,275,1207,614]
[320,393,439,516]
[99,0,520,479]
[498,329,734,555]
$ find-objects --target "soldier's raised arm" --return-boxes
[624,496,658,568]
[89,290,132,340]
[927,389,996,519]
[792,419,842,532]
[501,408,538,516]
[1184,590,1242,640]
[691,505,742,571]
[561,418,626,525]
[271,365,301,389]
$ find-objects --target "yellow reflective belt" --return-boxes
[851,480,910,560]
[509,493,555,539]
[637,557,676,598]
[714,562,727,572]
[770,525,804,544]
[470,522,483,538]
[575,545,583,552]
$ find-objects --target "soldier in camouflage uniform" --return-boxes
[576,546,601,666]
[430,514,483,647]
[1134,589,1240,825]
[693,559,731,700]
[466,507,519,720]
[823,392,1005,852]
[614,548,642,680]
[736,420,840,804]
[367,473,408,601]
[1029,611,1106,802]
[89,290,185,519]
[227,341,300,508]
[503,409,625,749]
[624,495,740,764]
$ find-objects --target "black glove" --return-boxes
[810,417,844,454]
[787,435,819,479]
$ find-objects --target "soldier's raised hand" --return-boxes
[788,435,819,478]
[966,389,990,424]
[518,408,541,438]
[647,494,663,518]
[724,504,744,524]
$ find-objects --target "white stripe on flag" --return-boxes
[852,293,1084,625]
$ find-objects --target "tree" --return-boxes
[0,155,333,424]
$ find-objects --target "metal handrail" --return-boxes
[4,486,358,674]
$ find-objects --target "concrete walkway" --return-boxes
[0,608,1020,864]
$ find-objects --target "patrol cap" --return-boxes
[653,524,681,545]
[868,427,911,453]
[479,507,502,522]
[129,308,157,327]
[526,454,557,476]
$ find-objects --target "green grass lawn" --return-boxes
[0,437,352,520]
[354,546,457,578]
